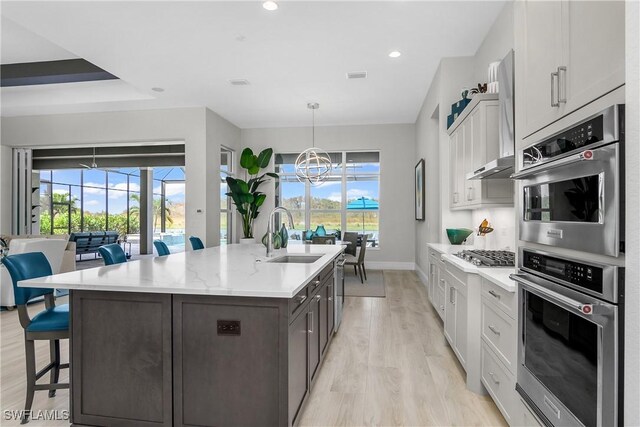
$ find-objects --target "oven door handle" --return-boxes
[510,273,597,315]
[510,149,595,180]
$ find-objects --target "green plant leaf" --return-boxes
[237,179,249,194]
[256,148,273,168]
[266,172,280,179]
[254,194,267,207]
[248,164,260,175]
[240,148,255,169]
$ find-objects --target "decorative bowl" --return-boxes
[446,228,474,245]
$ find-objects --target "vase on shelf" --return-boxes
[280,223,289,248]
[314,225,327,237]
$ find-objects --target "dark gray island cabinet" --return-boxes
[69,262,336,427]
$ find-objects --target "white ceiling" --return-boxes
[1,1,506,128]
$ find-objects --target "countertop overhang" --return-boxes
[18,243,344,298]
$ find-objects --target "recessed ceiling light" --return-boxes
[388,51,402,58]
[151,87,164,92]
[346,71,367,79]
[263,1,278,11]
[229,79,250,86]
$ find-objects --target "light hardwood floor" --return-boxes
[0,271,507,427]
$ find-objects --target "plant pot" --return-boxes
[239,238,255,245]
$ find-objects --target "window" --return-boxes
[220,147,234,245]
[275,151,380,247]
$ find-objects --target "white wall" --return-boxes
[241,123,416,267]
[624,1,639,424]
[0,107,240,247]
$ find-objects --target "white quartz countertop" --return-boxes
[428,243,516,292]
[18,244,344,298]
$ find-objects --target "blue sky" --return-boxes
[40,168,185,214]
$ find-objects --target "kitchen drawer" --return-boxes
[434,283,445,321]
[289,285,309,318]
[481,278,516,320]
[481,297,516,375]
[518,397,543,427]
[481,344,515,425]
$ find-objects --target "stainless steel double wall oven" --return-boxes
[512,105,625,427]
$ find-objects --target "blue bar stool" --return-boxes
[188,236,204,250]
[98,243,127,265]
[153,240,171,256]
[2,252,69,424]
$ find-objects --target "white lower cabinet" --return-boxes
[482,344,516,425]
[481,278,520,426]
[517,398,543,427]
[427,249,446,321]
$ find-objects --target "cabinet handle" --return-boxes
[312,280,321,288]
[467,187,474,201]
[296,295,307,304]
[558,66,567,104]
[453,192,459,204]
[308,311,314,334]
[439,305,445,311]
[316,294,322,301]
[488,290,501,300]
[488,325,501,336]
[328,296,333,301]
[489,372,500,384]
[551,71,559,107]
[450,287,456,305]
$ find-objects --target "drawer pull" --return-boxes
[312,280,321,288]
[488,290,501,300]
[488,325,501,336]
[308,311,314,333]
[296,295,307,304]
[316,294,322,301]
[489,372,500,385]
[439,305,445,311]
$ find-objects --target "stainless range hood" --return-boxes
[467,50,515,180]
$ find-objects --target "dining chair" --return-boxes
[341,232,358,257]
[189,236,204,250]
[2,252,69,424]
[153,240,171,256]
[344,236,368,283]
[97,243,127,266]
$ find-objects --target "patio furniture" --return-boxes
[98,243,127,266]
[2,252,69,424]
[345,236,368,284]
[70,231,119,260]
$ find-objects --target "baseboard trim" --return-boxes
[415,264,429,285]
[366,261,416,270]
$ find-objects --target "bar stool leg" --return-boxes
[23,339,36,424]
[362,263,367,281]
[48,340,60,397]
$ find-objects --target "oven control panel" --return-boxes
[522,250,603,294]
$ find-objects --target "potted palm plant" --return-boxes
[225,148,279,243]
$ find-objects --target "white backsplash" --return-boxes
[467,207,516,251]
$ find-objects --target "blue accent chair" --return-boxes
[189,236,204,250]
[2,252,69,424]
[153,240,171,256]
[98,243,127,266]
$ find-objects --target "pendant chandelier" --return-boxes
[295,102,333,185]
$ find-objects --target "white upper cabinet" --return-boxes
[448,95,513,210]
[516,0,625,139]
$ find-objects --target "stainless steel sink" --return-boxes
[267,255,323,264]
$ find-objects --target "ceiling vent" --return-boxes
[229,79,250,86]
[346,71,367,80]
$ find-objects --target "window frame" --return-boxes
[220,146,235,245]
[275,150,381,248]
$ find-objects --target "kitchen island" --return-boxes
[20,243,344,427]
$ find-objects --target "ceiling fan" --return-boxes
[79,147,99,169]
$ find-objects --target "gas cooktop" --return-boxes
[454,249,515,267]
